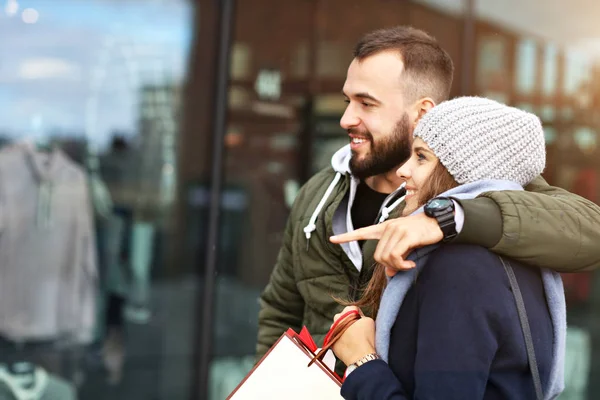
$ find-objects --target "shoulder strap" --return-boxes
[498,257,544,400]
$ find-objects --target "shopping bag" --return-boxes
[227,310,361,399]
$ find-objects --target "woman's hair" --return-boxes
[414,159,459,212]
[345,161,458,317]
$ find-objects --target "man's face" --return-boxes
[341,51,415,180]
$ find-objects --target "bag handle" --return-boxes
[499,257,544,400]
[308,310,361,367]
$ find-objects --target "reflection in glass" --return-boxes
[543,43,559,96]
[476,35,509,99]
[564,50,591,95]
[544,127,557,144]
[515,38,537,95]
[574,127,597,151]
[562,107,575,120]
[516,103,535,114]
[0,1,194,399]
[540,105,556,122]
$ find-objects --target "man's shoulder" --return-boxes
[294,167,347,206]
[305,166,342,187]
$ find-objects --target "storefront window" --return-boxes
[476,33,510,103]
[543,43,559,97]
[544,126,557,144]
[0,1,194,399]
[565,49,592,96]
[540,104,556,122]
[515,37,538,95]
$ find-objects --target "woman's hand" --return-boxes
[331,306,377,366]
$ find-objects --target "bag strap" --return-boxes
[308,310,361,367]
[498,257,544,400]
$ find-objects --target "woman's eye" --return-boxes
[417,153,426,161]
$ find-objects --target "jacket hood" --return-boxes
[303,145,352,242]
[331,144,352,175]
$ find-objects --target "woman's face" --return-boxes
[396,137,440,216]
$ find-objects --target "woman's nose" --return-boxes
[396,163,410,180]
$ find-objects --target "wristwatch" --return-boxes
[424,196,457,243]
[345,353,380,377]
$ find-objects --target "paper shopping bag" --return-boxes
[227,329,343,399]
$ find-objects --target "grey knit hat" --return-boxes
[413,96,546,186]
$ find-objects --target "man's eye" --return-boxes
[362,102,372,107]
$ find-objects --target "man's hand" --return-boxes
[330,213,443,275]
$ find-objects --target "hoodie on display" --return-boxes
[0,142,97,344]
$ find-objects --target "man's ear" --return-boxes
[413,98,436,127]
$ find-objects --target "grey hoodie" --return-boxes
[0,143,97,344]
[303,145,406,271]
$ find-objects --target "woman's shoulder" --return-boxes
[419,244,510,293]
[426,244,503,269]
[431,243,492,256]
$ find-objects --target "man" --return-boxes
[256,26,600,359]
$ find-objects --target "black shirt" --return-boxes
[351,181,389,231]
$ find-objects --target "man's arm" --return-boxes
[457,175,600,272]
[256,214,304,360]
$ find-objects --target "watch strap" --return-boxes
[349,352,380,369]
[437,212,457,242]
[426,197,457,242]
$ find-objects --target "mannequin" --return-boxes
[0,135,98,397]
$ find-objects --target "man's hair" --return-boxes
[354,26,454,104]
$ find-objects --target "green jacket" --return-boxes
[256,147,600,359]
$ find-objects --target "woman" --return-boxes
[330,97,565,400]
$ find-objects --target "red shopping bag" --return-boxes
[227,310,360,399]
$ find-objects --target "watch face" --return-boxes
[427,197,452,211]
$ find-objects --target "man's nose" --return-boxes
[340,106,360,130]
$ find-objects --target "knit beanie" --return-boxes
[413,96,546,186]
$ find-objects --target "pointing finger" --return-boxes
[330,224,385,244]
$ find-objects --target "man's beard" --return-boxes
[349,113,412,180]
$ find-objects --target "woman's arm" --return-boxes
[341,360,410,399]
